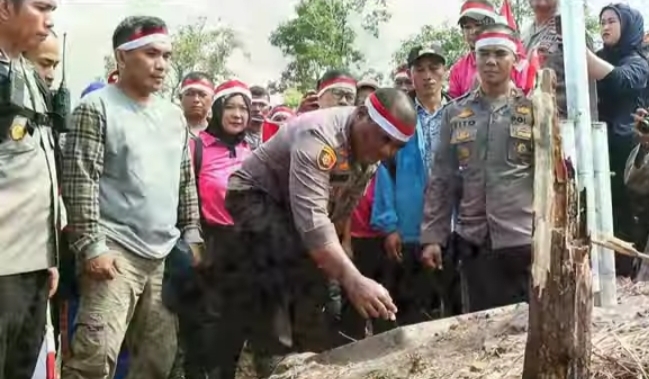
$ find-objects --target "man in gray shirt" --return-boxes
[0,0,60,378]
[245,85,270,149]
[60,16,202,379]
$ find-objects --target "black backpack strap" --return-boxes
[192,135,203,179]
[382,157,397,181]
[191,135,205,226]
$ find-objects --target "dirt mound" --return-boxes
[266,280,649,379]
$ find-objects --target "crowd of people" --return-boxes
[2,0,649,379]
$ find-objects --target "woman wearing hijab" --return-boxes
[588,3,649,276]
[176,79,253,379]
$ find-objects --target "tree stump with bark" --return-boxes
[522,68,593,378]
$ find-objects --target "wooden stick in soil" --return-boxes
[522,68,593,378]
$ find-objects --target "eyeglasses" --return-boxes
[329,88,356,103]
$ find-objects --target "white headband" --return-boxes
[317,78,357,98]
[180,80,214,96]
[270,111,292,121]
[394,71,409,80]
[117,33,171,51]
[475,33,518,53]
[214,87,251,101]
[252,98,270,107]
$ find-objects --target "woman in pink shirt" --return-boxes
[178,79,254,379]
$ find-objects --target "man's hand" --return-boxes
[189,243,204,267]
[341,272,397,320]
[421,244,443,270]
[47,267,59,298]
[383,232,402,262]
[633,108,649,145]
[84,253,119,280]
[297,90,319,114]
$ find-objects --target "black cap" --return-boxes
[407,42,446,67]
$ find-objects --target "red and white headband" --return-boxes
[268,106,294,122]
[317,77,357,97]
[475,32,518,53]
[214,80,251,101]
[252,98,270,107]
[357,78,379,89]
[459,1,495,20]
[365,92,414,143]
[180,78,214,95]
[117,26,171,51]
[393,69,409,81]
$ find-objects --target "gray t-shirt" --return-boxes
[62,86,199,260]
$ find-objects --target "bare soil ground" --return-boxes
[252,279,649,379]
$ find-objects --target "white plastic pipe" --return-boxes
[560,120,600,294]
[592,122,616,307]
[559,0,601,300]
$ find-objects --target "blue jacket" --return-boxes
[371,117,429,243]
[596,4,648,137]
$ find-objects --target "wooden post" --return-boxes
[522,68,593,378]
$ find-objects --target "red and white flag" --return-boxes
[31,302,57,379]
[500,0,539,93]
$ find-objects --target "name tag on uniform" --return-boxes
[451,127,477,144]
[510,124,532,140]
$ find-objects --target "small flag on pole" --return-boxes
[45,302,57,379]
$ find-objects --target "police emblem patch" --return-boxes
[455,129,470,141]
[457,108,474,118]
[517,142,528,153]
[317,145,337,171]
[9,122,26,141]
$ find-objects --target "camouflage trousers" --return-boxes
[61,242,177,379]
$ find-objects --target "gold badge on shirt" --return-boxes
[9,118,27,141]
[317,145,337,171]
[457,108,474,118]
[516,105,531,115]
[457,146,470,161]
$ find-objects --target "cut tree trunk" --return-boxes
[522,69,593,378]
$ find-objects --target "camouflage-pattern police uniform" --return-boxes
[420,87,534,313]
[214,106,376,379]
[0,55,63,379]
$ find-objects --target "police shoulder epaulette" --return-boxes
[452,91,473,103]
[444,94,471,114]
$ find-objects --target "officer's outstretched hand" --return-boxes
[85,253,119,281]
[342,273,397,320]
[421,244,443,270]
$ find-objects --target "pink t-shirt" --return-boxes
[448,52,529,99]
[190,132,251,226]
[350,176,383,238]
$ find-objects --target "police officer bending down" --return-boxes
[421,22,535,313]
[216,88,416,379]
[0,1,61,378]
